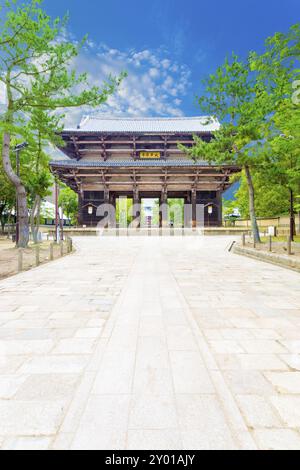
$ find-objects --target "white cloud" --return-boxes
[62,41,192,128]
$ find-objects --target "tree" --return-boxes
[58,186,78,225]
[250,25,300,240]
[24,109,61,243]
[0,156,15,232]
[233,170,290,218]
[182,54,269,242]
[0,0,124,247]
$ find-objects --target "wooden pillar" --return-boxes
[216,191,222,227]
[104,187,110,228]
[78,191,84,226]
[133,187,141,228]
[184,192,192,229]
[110,192,117,228]
[191,189,197,229]
[160,188,168,228]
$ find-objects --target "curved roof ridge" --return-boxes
[65,115,220,133]
[85,115,215,121]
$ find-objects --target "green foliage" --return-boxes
[27,169,52,201]
[222,198,238,217]
[249,24,300,229]
[116,197,134,226]
[0,0,125,245]
[181,24,300,240]
[58,185,78,225]
[0,0,125,130]
[233,171,290,218]
[181,52,270,168]
[168,199,184,226]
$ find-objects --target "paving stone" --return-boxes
[133,365,174,395]
[127,430,183,450]
[139,316,165,337]
[2,437,52,450]
[181,429,237,450]
[71,395,131,450]
[223,370,275,396]
[265,372,300,394]
[209,340,245,354]
[92,350,135,394]
[241,340,288,354]
[236,395,282,428]
[270,396,300,427]
[0,340,54,355]
[74,328,103,338]
[279,341,300,354]
[51,339,96,355]
[176,394,234,436]
[0,400,65,436]
[0,356,26,374]
[1,236,300,450]
[14,374,79,401]
[129,394,178,430]
[166,325,198,351]
[0,376,27,399]
[279,354,300,371]
[19,355,89,374]
[169,350,214,394]
[253,429,300,450]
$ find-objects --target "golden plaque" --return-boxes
[140,152,161,159]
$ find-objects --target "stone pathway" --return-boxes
[0,236,300,450]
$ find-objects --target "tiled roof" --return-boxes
[64,116,220,134]
[50,159,210,168]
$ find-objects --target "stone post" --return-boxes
[18,248,23,272]
[35,245,40,266]
[268,236,272,252]
[50,242,54,260]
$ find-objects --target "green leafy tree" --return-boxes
[116,197,134,227]
[28,170,52,242]
[181,54,269,242]
[58,185,78,225]
[222,198,240,226]
[250,25,300,239]
[24,109,61,242]
[234,171,290,218]
[168,199,184,227]
[0,0,124,247]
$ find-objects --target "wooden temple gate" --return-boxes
[50,117,240,228]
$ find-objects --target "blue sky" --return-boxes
[0,1,298,123]
[41,0,299,124]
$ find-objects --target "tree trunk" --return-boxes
[33,196,41,243]
[2,132,29,248]
[30,195,42,244]
[30,197,36,242]
[289,189,295,242]
[244,165,261,243]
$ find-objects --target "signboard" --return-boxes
[140,152,161,159]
